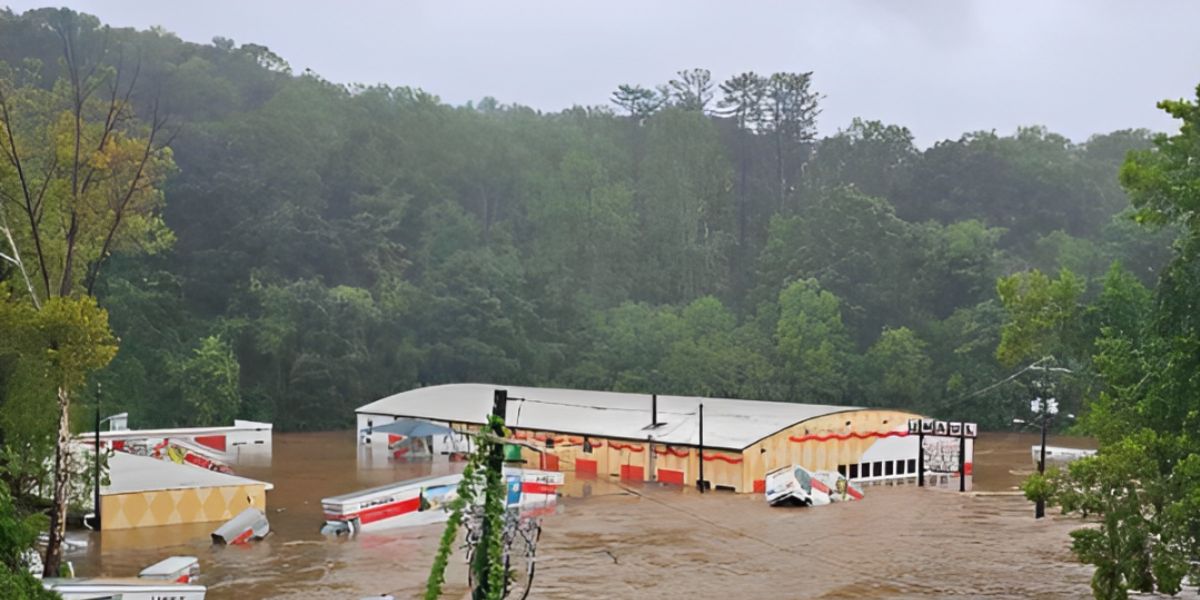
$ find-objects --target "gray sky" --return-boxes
[6,1,1199,145]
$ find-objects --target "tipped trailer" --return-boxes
[764,464,864,507]
[321,468,563,535]
[211,507,271,544]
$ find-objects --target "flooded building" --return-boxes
[356,384,929,493]
[100,452,274,530]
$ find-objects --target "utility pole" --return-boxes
[1036,376,1048,519]
[1026,358,1072,519]
[92,383,102,530]
[473,389,508,600]
[917,421,925,487]
[958,431,966,493]
[696,403,705,493]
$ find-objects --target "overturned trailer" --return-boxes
[765,464,864,506]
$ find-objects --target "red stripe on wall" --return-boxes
[788,430,908,443]
[653,447,690,458]
[701,453,742,464]
[576,458,597,474]
[522,482,558,495]
[355,497,421,525]
[194,434,227,453]
[657,469,685,485]
[610,442,644,452]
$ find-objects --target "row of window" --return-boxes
[837,458,919,480]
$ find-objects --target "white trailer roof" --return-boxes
[356,384,860,451]
[103,451,274,495]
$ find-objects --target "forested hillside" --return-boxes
[0,8,1176,435]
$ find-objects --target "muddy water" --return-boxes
[77,431,1101,599]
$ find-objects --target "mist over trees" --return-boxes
[0,7,1177,443]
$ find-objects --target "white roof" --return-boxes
[103,452,274,495]
[356,384,860,450]
[82,419,273,440]
[138,556,199,577]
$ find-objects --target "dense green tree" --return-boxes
[666,68,714,114]
[176,336,241,427]
[801,118,917,201]
[1027,84,1200,600]
[0,486,57,598]
[860,327,934,409]
[0,5,1177,478]
[995,268,1088,368]
[755,187,923,345]
[773,279,851,403]
[638,108,733,303]
[762,72,821,210]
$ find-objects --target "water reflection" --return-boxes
[75,430,1097,599]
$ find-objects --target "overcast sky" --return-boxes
[6,1,1199,145]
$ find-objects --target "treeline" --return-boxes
[0,8,1175,439]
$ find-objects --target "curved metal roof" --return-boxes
[356,383,861,451]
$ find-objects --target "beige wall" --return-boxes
[741,409,922,492]
[464,408,920,494]
[101,484,267,530]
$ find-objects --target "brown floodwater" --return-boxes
[75,431,1105,599]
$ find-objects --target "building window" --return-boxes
[849,464,859,479]
[837,464,847,477]
[907,458,917,474]
[885,461,895,476]
[861,463,871,478]
[873,462,883,478]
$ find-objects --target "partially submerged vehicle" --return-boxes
[212,507,271,544]
[138,556,201,583]
[44,555,205,599]
[764,464,863,507]
[44,579,207,600]
[320,468,564,535]
[1031,445,1096,466]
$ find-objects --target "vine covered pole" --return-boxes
[471,389,508,599]
[697,403,705,493]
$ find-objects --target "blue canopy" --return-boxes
[364,418,457,438]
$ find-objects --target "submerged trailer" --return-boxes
[1031,445,1096,466]
[765,464,864,507]
[44,579,207,600]
[321,468,563,535]
[46,555,206,599]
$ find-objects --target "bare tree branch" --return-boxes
[84,94,164,295]
[0,86,53,298]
